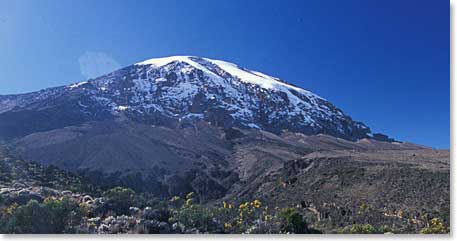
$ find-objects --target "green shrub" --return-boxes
[338,224,389,234]
[5,197,83,234]
[167,197,319,234]
[101,187,136,215]
[169,193,215,231]
[278,208,310,234]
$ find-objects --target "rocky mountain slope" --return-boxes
[0,146,99,206]
[10,120,422,199]
[0,56,374,141]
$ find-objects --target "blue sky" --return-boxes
[0,0,449,148]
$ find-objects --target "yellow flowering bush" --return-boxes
[420,218,449,234]
[168,193,314,234]
[252,200,261,208]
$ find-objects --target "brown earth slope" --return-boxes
[231,148,449,233]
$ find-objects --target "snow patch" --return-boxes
[117,105,129,111]
[155,77,167,82]
[68,81,88,89]
[246,123,260,129]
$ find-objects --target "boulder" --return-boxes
[61,190,72,195]
[88,217,101,225]
[82,195,93,202]
[98,224,109,233]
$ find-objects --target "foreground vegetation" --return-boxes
[0,186,449,234]
[0,187,320,234]
[0,147,450,234]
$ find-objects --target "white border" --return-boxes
[0,1,452,241]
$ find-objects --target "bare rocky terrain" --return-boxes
[7,119,432,202]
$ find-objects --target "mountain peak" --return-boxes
[0,55,375,141]
[135,55,197,67]
[135,56,316,98]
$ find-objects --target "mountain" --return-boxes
[0,56,376,141]
[0,56,421,198]
[0,56,449,233]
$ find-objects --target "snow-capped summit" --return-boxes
[0,56,373,141]
[136,56,315,95]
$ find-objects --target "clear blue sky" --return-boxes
[0,0,449,148]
